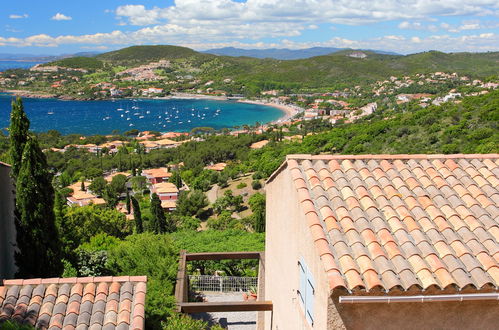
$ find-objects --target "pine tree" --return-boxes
[131,196,143,233]
[15,136,63,277]
[150,193,167,234]
[169,170,182,189]
[9,97,30,179]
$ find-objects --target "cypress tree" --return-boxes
[150,193,167,234]
[9,97,30,179]
[131,196,143,233]
[125,190,131,214]
[15,136,63,277]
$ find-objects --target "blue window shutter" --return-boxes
[298,261,306,305]
[305,277,315,325]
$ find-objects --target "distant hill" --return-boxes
[37,45,499,91]
[96,45,213,65]
[202,47,399,59]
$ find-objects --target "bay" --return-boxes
[0,94,283,135]
[0,61,42,71]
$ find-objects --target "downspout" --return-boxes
[339,293,499,304]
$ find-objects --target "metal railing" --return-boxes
[189,275,258,292]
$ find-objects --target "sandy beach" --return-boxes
[237,99,303,124]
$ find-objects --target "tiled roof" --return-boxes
[160,200,177,209]
[152,182,178,194]
[141,168,171,178]
[272,154,499,294]
[0,276,147,329]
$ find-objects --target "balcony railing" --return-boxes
[175,250,273,316]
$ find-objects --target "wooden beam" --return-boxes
[185,251,262,261]
[174,250,187,312]
[180,301,273,313]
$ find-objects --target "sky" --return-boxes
[1,0,498,55]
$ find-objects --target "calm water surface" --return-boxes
[0,94,282,135]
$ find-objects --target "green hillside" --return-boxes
[95,45,214,65]
[226,51,499,88]
[47,56,104,70]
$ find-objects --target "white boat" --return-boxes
[139,116,145,119]
[129,123,134,126]
[134,112,140,116]
[47,111,54,115]
[121,114,124,117]
[126,118,131,121]
[117,108,124,111]
[146,111,150,114]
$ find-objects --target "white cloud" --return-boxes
[115,0,499,27]
[1,0,499,54]
[9,14,28,19]
[51,13,72,21]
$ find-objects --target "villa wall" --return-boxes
[0,162,17,279]
[265,167,331,330]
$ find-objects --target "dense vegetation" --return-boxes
[49,56,104,70]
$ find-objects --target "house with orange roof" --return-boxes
[250,140,270,149]
[0,162,16,278]
[151,182,179,211]
[154,138,179,148]
[205,163,227,172]
[104,171,131,183]
[265,154,499,329]
[141,168,172,184]
[66,181,106,207]
[161,132,189,139]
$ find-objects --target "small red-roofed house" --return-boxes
[142,168,172,184]
[265,154,499,330]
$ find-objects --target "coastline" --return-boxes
[237,99,302,124]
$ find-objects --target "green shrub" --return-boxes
[236,182,247,189]
[252,180,262,190]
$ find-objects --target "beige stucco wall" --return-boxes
[0,163,16,279]
[328,292,499,330]
[265,167,331,330]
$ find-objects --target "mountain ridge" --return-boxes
[201,46,400,59]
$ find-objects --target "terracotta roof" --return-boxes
[250,140,269,149]
[141,168,171,179]
[152,182,178,194]
[272,154,499,294]
[205,163,227,171]
[0,276,147,329]
[104,172,131,183]
[160,200,177,209]
[154,139,178,146]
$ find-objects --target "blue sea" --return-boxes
[0,94,283,135]
[0,61,42,71]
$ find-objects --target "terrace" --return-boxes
[175,251,273,329]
